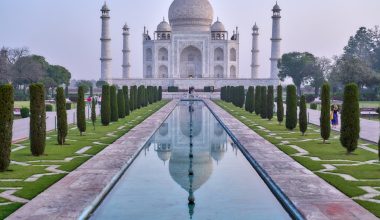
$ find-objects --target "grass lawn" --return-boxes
[215,100,380,218]
[0,100,168,219]
[14,101,78,112]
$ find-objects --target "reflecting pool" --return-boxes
[90,101,291,220]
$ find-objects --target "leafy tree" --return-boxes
[101,85,111,126]
[11,56,46,93]
[91,98,96,130]
[0,49,11,84]
[286,85,297,130]
[110,85,119,122]
[30,83,46,156]
[299,95,308,135]
[255,86,261,115]
[320,83,331,143]
[278,52,316,95]
[267,86,274,120]
[56,87,67,145]
[307,57,331,96]
[245,86,254,113]
[96,80,108,88]
[277,85,284,125]
[77,86,86,136]
[340,83,360,154]
[260,86,267,119]
[117,89,126,119]
[76,80,92,94]
[344,27,376,66]
[0,85,13,171]
[123,86,130,116]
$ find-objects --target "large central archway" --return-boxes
[180,46,202,78]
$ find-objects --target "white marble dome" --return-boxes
[211,19,226,32]
[168,0,214,31]
[157,18,172,32]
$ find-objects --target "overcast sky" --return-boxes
[1,0,379,80]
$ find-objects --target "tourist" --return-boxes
[331,104,339,128]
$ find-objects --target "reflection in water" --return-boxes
[152,101,227,219]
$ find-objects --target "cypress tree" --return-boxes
[267,86,274,120]
[30,83,46,156]
[240,86,245,108]
[117,89,126,119]
[123,86,130,116]
[320,83,331,143]
[101,85,111,126]
[77,86,86,136]
[158,86,162,101]
[129,86,135,112]
[56,87,67,145]
[277,85,284,125]
[0,85,14,171]
[110,85,119,122]
[255,86,261,115]
[286,85,297,130]
[91,98,96,130]
[340,83,360,154]
[299,95,308,135]
[260,86,267,119]
[90,86,93,97]
[245,86,253,112]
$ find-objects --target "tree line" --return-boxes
[221,82,367,155]
[0,83,162,172]
[278,26,380,100]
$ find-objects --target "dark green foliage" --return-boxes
[299,95,308,135]
[168,86,179,92]
[117,89,125,119]
[320,83,331,143]
[231,86,245,108]
[77,86,86,136]
[20,107,30,118]
[267,86,274,120]
[56,87,67,145]
[123,86,130,116]
[260,86,267,119]
[277,85,284,124]
[340,83,360,154]
[110,85,118,122]
[245,86,254,113]
[255,86,261,115]
[30,83,46,156]
[65,103,72,110]
[45,104,53,112]
[91,98,96,130]
[204,86,214,92]
[304,94,316,103]
[90,86,93,97]
[101,85,111,126]
[158,86,162,101]
[286,85,297,130]
[0,85,14,171]
[238,86,245,108]
[129,86,135,112]
[310,103,318,110]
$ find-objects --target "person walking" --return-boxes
[331,104,339,128]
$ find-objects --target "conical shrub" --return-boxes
[110,85,118,122]
[255,86,261,115]
[101,85,111,126]
[117,89,125,119]
[267,86,274,120]
[260,86,267,119]
[299,95,308,135]
[286,85,297,130]
[277,85,284,124]
[77,86,86,136]
[56,87,67,145]
[0,85,14,171]
[30,83,46,156]
[123,86,130,116]
[320,83,331,143]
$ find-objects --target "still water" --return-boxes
[90,101,291,220]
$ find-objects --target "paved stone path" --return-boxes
[306,108,379,143]
[6,100,177,220]
[12,105,100,143]
[206,100,377,220]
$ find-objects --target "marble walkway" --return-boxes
[205,100,377,220]
[6,100,178,220]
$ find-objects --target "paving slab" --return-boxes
[205,99,378,220]
[6,100,178,220]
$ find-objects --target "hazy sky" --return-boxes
[1,0,379,80]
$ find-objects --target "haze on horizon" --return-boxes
[1,0,379,80]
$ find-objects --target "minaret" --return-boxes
[251,23,259,79]
[270,2,281,80]
[122,23,131,79]
[100,2,112,81]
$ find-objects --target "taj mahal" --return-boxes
[100,0,282,89]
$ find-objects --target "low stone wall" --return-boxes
[111,78,279,90]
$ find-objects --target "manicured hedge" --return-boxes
[255,86,261,115]
[299,95,307,135]
[30,83,46,156]
[110,85,119,122]
[123,86,130,116]
[0,85,14,171]
[20,107,30,118]
[101,85,111,126]
[56,87,67,145]
[158,86,162,101]
[340,83,360,154]
[286,85,297,130]
[77,86,86,136]
[245,86,254,113]
[91,98,96,129]
[117,89,126,119]
[267,86,274,120]
[168,86,179,92]
[260,86,267,119]
[320,83,331,143]
[277,85,284,125]
[45,104,53,112]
